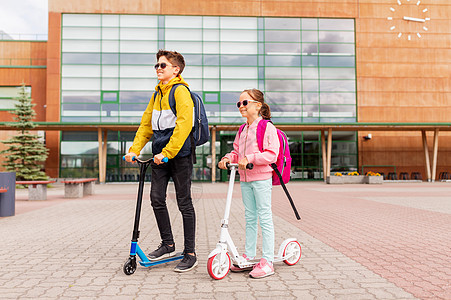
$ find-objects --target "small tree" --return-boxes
[1,84,49,180]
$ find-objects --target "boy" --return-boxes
[124,50,197,272]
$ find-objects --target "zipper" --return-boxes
[156,86,163,131]
[244,124,249,182]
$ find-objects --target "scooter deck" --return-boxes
[139,252,184,267]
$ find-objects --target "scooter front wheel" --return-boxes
[283,240,302,266]
[207,252,231,280]
[123,257,137,275]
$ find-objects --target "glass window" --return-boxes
[320,80,355,92]
[102,92,118,102]
[203,79,220,91]
[266,92,301,105]
[221,55,257,66]
[265,67,301,79]
[265,30,300,43]
[221,30,258,42]
[62,27,101,40]
[120,28,158,40]
[102,53,119,64]
[102,78,119,90]
[102,66,119,78]
[320,93,355,105]
[203,66,219,78]
[265,18,300,30]
[319,56,355,67]
[203,16,219,28]
[165,41,202,54]
[62,91,100,103]
[0,86,31,110]
[302,80,319,92]
[62,78,100,90]
[266,80,302,92]
[62,40,101,52]
[265,55,301,67]
[220,17,257,29]
[120,41,157,53]
[120,53,154,65]
[102,28,119,39]
[319,68,355,80]
[319,19,354,31]
[220,42,257,55]
[182,66,202,79]
[319,31,354,43]
[63,14,100,27]
[302,18,317,30]
[120,15,157,28]
[62,65,101,77]
[319,44,355,55]
[302,68,319,79]
[221,80,258,92]
[102,41,119,53]
[62,53,101,64]
[303,93,319,104]
[102,15,119,27]
[221,67,258,79]
[302,31,318,42]
[265,43,300,55]
[120,79,154,91]
[119,91,152,103]
[165,16,202,28]
[203,29,219,41]
[166,29,202,41]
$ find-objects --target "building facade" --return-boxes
[1,0,450,181]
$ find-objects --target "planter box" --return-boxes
[327,175,365,184]
[365,176,383,184]
[326,175,383,184]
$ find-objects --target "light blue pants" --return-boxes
[240,178,274,262]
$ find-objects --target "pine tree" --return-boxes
[1,84,49,181]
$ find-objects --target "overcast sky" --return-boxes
[0,0,48,35]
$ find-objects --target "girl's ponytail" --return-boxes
[260,102,271,120]
[242,88,271,120]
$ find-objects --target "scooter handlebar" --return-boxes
[217,162,253,170]
[122,156,168,163]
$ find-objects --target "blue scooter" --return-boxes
[122,156,184,275]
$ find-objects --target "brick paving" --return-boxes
[0,181,449,299]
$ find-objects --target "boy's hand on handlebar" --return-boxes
[124,152,137,163]
[153,153,165,165]
[218,158,230,169]
[238,157,249,170]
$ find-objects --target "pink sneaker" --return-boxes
[249,258,274,278]
[230,254,254,272]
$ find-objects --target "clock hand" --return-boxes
[403,16,426,22]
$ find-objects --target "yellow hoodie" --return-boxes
[129,75,194,159]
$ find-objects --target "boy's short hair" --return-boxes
[156,50,185,75]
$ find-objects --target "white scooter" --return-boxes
[207,163,302,280]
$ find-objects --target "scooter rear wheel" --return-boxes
[283,240,302,266]
[207,252,231,280]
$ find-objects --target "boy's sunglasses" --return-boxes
[236,99,259,108]
[154,62,175,70]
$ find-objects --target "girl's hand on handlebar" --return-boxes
[218,158,230,169]
[238,157,249,170]
[124,152,137,163]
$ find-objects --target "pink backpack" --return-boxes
[239,119,292,185]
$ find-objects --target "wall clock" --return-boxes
[388,0,430,40]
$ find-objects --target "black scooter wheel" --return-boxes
[123,257,137,275]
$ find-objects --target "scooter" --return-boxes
[207,163,302,280]
[122,156,184,275]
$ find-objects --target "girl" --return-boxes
[218,88,280,279]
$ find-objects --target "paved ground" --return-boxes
[1,181,450,299]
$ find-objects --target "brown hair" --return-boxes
[242,88,271,120]
[156,49,185,75]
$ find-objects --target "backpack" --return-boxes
[239,119,292,185]
[168,83,210,147]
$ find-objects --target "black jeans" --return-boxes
[150,155,195,253]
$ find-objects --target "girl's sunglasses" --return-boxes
[236,99,259,108]
[154,62,175,70]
